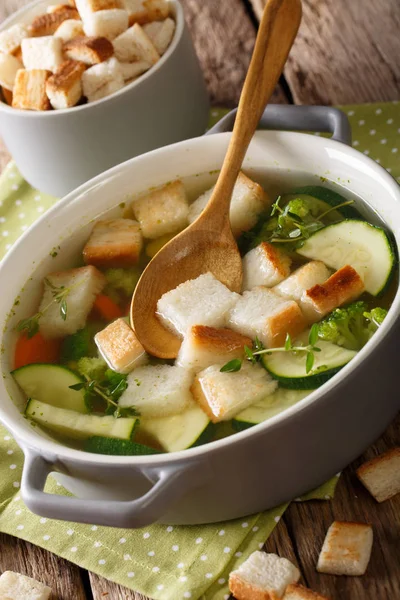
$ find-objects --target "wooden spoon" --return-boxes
[131,0,302,359]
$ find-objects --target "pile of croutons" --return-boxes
[0,0,175,110]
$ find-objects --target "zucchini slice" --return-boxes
[233,388,312,431]
[13,364,87,414]
[289,186,360,219]
[297,220,396,295]
[85,436,162,456]
[25,399,138,441]
[139,403,214,453]
[261,341,357,389]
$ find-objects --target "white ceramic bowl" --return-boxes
[0,106,399,528]
[0,0,209,196]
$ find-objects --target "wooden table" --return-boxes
[0,1,399,598]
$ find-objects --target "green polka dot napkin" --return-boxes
[0,102,399,600]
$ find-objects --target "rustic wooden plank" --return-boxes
[250,0,400,104]
[89,573,151,600]
[0,532,89,600]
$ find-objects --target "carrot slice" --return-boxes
[93,294,123,321]
[14,332,61,369]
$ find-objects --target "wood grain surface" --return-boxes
[0,1,399,599]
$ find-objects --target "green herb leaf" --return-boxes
[270,196,282,216]
[68,382,85,391]
[309,323,319,346]
[244,345,256,364]
[220,359,242,373]
[284,333,292,351]
[254,337,264,352]
[113,406,140,419]
[16,315,41,338]
[306,351,315,374]
[60,299,68,321]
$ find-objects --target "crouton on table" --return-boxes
[0,571,51,600]
[131,180,188,239]
[192,362,277,422]
[64,35,114,64]
[21,36,64,72]
[317,521,373,576]
[177,325,252,372]
[119,364,193,417]
[242,242,292,290]
[46,59,86,109]
[229,551,300,600]
[54,18,85,41]
[227,286,306,348]
[38,265,106,338]
[113,22,159,63]
[83,9,129,39]
[0,24,29,55]
[356,447,400,502]
[283,583,330,600]
[95,317,147,373]
[157,272,240,337]
[188,171,270,237]
[274,261,331,304]
[83,218,142,266]
[301,265,365,323]
[0,53,23,91]
[12,69,51,111]
[29,6,80,37]
[143,17,175,54]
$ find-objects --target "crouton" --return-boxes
[356,447,400,503]
[46,59,86,109]
[83,9,129,39]
[29,7,80,37]
[12,69,51,111]
[229,551,300,600]
[157,272,240,337]
[81,57,124,101]
[143,16,175,54]
[95,317,147,373]
[21,36,64,72]
[113,22,159,64]
[83,218,142,267]
[177,325,251,372]
[54,19,84,41]
[38,265,106,338]
[192,362,277,422]
[0,52,23,91]
[47,3,78,13]
[87,76,124,101]
[188,172,270,238]
[0,24,29,55]
[75,0,124,21]
[227,286,306,348]
[274,261,331,303]
[124,0,170,26]
[119,364,193,417]
[120,59,150,81]
[1,86,13,105]
[283,584,330,600]
[242,242,292,291]
[301,265,365,323]
[0,571,51,600]
[64,35,114,65]
[317,521,373,576]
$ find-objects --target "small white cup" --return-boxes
[0,0,209,197]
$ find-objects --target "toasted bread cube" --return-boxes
[82,56,123,99]
[21,36,63,73]
[188,172,270,237]
[283,584,330,600]
[64,35,114,64]
[113,22,159,63]
[54,19,85,41]
[12,69,51,111]
[131,180,188,239]
[83,218,142,266]
[177,325,252,372]
[75,0,124,21]
[228,287,306,348]
[87,76,124,101]
[83,9,129,39]
[1,86,13,105]
[229,551,300,600]
[356,447,400,503]
[95,317,147,373]
[120,59,150,81]
[29,7,80,37]
[0,571,51,600]
[119,364,193,417]
[38,265,106,338]
[0,53,23,91]
[192,362,277,423]
[0,24,29,55]
[274,261,331,302]
[47,3,78,13]
[46,59,86,109]
[301,265,365,323]
[157,272,240,337]
[317,521,373,576]
[243,242,292,291]
[143,17,175,54]
[124,0,170,26]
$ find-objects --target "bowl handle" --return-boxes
[21,450,204,528]
[206,105,352,145]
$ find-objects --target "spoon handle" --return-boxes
[204,0,302,221]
